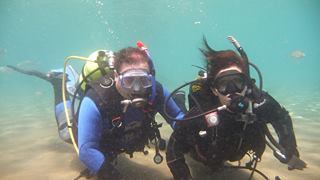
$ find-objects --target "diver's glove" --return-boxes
[274,146,306,170]
[287,155,307,170]
[97,161,123,180]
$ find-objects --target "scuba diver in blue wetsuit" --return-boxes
[6,64,78,143]
[7,42,185,179]
[76,45,184,179]
[164,37,306,180]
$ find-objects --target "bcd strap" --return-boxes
[96,60,108,76]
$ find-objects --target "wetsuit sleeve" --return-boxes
[256,92,299,159]
[158,87,185,129]
[78,96,105,174]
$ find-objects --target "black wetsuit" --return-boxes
[166,81,299,180]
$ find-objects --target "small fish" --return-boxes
[290,50,305,59]
[194,21,201,24]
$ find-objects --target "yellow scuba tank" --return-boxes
[78,50,115,90]
[79,50,114,91]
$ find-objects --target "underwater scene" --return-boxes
[0,0,320,179]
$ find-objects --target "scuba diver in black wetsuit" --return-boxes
[164,37,307,180]
[6,65,78,143]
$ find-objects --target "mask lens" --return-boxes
[213,74,246,95]
[120,69,152,89]
[139,76,152,88]
[122,76,136,89]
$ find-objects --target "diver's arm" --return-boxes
[261,94,306,170]
[78,97,105,174]
[158,87,185,129]
[271,108,299,159]
[78,94,122,179]
[6,65,50,81]
[256,92,300,159]
[268,105,307,170]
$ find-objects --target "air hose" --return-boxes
[62,55,95,155]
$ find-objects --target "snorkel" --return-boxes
[225,36,254,114]
[136,41,157,105]
[227,36,263,95]
[227,36,250,78]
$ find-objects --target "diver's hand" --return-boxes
[287,155,307,170]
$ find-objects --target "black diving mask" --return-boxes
[209,71,250,113]
[210,71,247,96]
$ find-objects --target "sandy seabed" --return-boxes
[0,96,319,180]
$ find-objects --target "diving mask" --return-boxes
[119,69,153,108]
[119,69,152,90]
[210,71,247,95]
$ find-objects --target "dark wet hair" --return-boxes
[200,37,246,78]
[114,47,150,73]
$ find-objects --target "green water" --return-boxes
[0,0,319,179]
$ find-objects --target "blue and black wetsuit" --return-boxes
[6,65,78,143]
[77,77,184,175]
